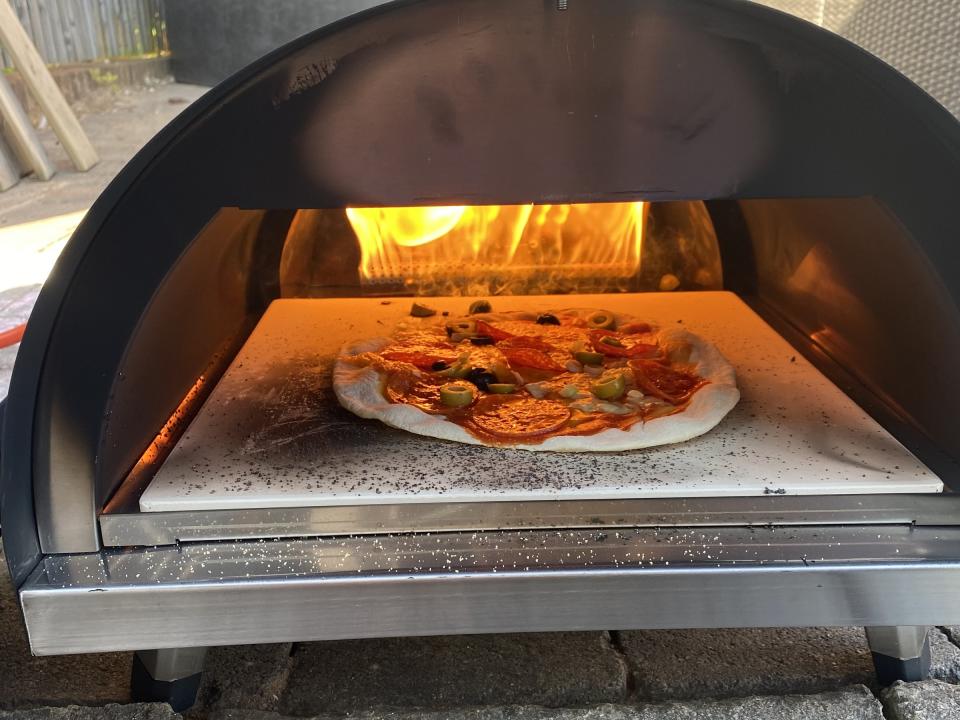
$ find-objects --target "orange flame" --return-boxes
[346,202,646,295]
[125,375,207,481]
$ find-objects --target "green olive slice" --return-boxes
[438,357,472,378]
[591,374,626,401]
[559,384,581,399]
[487,383,517,394]
[587,311,616,330]
[574,350,604,366]
[440,382,476,407]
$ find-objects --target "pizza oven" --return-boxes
[4,0,960,709]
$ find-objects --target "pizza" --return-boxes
[333,304,739,451]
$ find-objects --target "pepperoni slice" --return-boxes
[469,396,571,439]
[589,330,659,358]
[501,347,565,372]
[385,374,459,414]
[630,359,705,404]
[499,335,558,352]
[619,321,653,334]
[474,320,515,342]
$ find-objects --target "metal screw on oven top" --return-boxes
[557,0,568,10]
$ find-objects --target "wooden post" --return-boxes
[0,133,21,190]
[0,0,98,171]
[0,71,55,180]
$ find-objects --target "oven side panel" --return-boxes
[737,198,960,479]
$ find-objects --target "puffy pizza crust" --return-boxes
[333,313,740,452]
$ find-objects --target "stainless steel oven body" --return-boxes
[3,0,960,704]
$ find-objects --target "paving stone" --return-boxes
[941,626,960,653]
[214,685,882,719]
[0,704,178,720]
[929,628,960,683]
[196,644,295,713]
[616,627,875,701]
[0,549,132,709]
[279,633,627,715]
[882,679,960,719]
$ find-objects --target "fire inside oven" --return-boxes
[106,199,944,525]
[285,202,718,297]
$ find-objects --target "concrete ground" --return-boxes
[0,82,208,397]
[0,82,208,228]
[3,83,960,720]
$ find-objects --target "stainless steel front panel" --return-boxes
[21,526,960,655]
[99,494,960,547]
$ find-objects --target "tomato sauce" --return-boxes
[365,313,704,446]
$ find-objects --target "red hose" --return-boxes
[0,323,26,349]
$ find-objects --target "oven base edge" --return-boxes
[98,495,960,547]
[18,526,960,655]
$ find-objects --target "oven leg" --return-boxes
[865,626,931,685]
[130,647,208,712]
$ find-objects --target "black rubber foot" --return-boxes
[130,653,203,712]
[871,639,932,685]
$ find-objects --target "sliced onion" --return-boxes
[526,382,548,399]
[598,401,633,415]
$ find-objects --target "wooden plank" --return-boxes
[133,0,146,54]
[118,0,132,54]
[46,0,65,64]
[101,0,116,57]
[138,0,150,53]
[81,0,102,59]
[0,132,22,190]
[0,71,54,179]
[52,0,73,61]
[38,0,65,64]
[117,0,129,53]
[0,0,98,171]
[92,0,109,58]
[65,0,88,60]
[24,0,45,59]
[150,0,161,54]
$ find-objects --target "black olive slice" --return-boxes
[465,367,498,392]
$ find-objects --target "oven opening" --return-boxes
[282,202,720,298]
[98,197,954,546]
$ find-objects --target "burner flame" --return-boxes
[347,202,646,296]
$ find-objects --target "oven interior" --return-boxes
[93,196,960,543]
